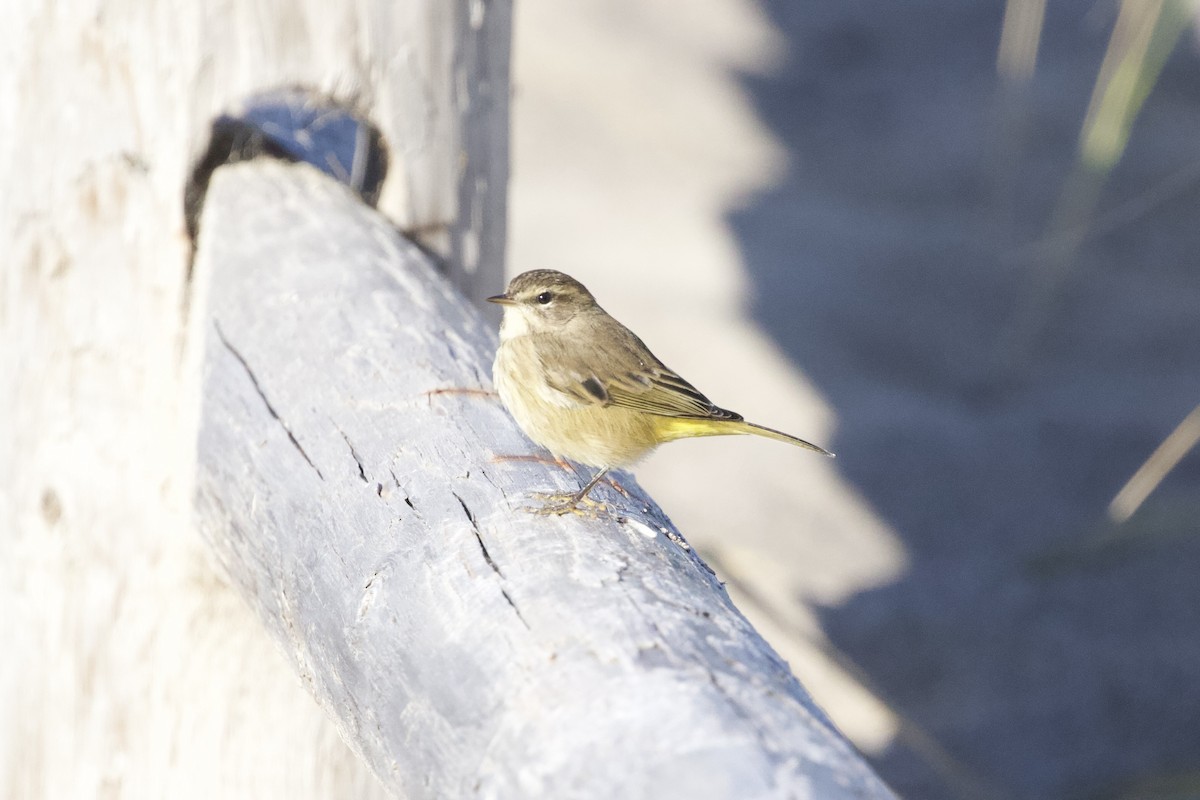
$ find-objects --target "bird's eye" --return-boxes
[536,292,553,305]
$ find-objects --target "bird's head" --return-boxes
[487,270,598,339]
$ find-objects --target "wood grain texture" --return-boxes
[1,2,505,796]
[194,159,896,800]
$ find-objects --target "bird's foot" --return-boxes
[491,454,574,471]
[524,491,609,518]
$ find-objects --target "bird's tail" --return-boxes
[655,417,834,457]
[736,420,835,457]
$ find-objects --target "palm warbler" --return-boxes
[488,270,833,512]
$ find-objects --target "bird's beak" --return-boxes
[486,294,515,306]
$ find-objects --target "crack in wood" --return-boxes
[453,490,528,629]
[387,469,417,511]
[454,492,498,575]
[498,588,528,629]
[214,321,325,480]
[335,425,369,483]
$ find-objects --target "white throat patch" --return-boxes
[498,306,538,341]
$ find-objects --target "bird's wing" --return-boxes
[539,326,742,421]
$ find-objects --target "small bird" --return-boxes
[488,270,833,513]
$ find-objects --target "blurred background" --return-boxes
[508,1,1200,798]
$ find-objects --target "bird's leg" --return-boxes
[423,387,497,399]
[570,467,610,506]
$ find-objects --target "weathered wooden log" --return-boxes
[194,158,896,799]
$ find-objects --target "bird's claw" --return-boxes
[525,491,608,518]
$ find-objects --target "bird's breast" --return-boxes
[493,337,661,468]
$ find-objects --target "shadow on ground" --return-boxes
[729,2,1200,797]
